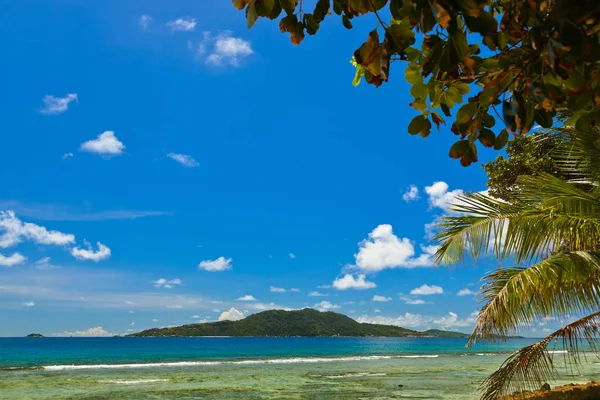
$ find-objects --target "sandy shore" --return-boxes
[502,382,600,399]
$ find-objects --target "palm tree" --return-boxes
[433,131,600,400]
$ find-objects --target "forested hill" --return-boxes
[128,308,470,338]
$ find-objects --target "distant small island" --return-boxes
[128,308,472,338]
[26,333,44,338]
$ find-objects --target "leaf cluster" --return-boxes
[233,0,600,165]
[434,131,600,398]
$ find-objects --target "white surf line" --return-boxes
[43,354,440,371]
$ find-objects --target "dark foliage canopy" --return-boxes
[233,0,600,165]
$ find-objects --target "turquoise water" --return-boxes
[1,337,600,399]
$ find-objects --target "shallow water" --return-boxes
[1,338,600,399]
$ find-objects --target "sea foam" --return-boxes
[42,354,439,371]
[100,379,169,385]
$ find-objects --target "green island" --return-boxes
[25,333,44,338]
[128,308,472,338]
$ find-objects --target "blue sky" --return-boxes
[0,1,551,337]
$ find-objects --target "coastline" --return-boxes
[501,382,600,399]
[3,337,599,399]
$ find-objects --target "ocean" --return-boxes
[1,337,599,399]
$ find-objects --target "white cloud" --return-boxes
[191,315,201,318]
[248,302,293,312]
[23,301,35,307]
[289,253,296,259]
[198,256,232,272]
[457,288,476,296]
[55,326,113,337]
[167,153,199,168]
[405,299,426,305]
[358,311,477,330]
[237,295,256,301]
[410,284,443,295]
[290,288,300,292]
[0,210,75,248]
[166,304,183,309]
[308,291,328,297]
[425,181,464,212]
[39,93,78,115]
[314,301,340,312]
[139,14,152,30]
[71,241,111,262]
[374,308,381,313]
[434,311,478,328]
[372,295,392,302]
[153,278,182,289]
[35,257,52,268]
[402,185,420,202]
[0,252,26,267]
[317,284,331,289]
[219,307,244,321]
[152,319,159,322]
[270,286,286,293]
[62,152,73,159]
[80,131,125,156]
[167,17,196,32]
[333,274,376,290]
[353,224,434,272]
[356,313,431,329]
[192,31,254,67]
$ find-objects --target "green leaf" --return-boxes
[497,31,509,49]
[456,103,478,124]
[420,117,432,138]
[280,0,296,14]
[256,0,276,16]
[568,91,592,112]
[446,87,463,105]
[483,113,495,128]
[542,72,563,87]
[410,83,428,100]
[534,109,553,128]
[304,13,319,35]
[454,82,470,95]
[342,14,353,29]
[494,128,509,150]
[313,0,329,22]
[408,115,427,135]
[523,100,535,133]
[449,140,472,159]
[370,0,387,11]
[352,66,364,86]
[576,113,593,133]
[389,0,411,21]
[386,19,416,54]
[482,58,499,70]
[405,69,422,85]
[441,92,455,109]
[441,103,452,117]
[478,128,496,148]
[566,71,586,92]
[246,1,259,28]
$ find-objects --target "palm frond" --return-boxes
[469,251,600,344]
[552,129,600,185]
[480,311,600,400]
[434,178,600,265]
